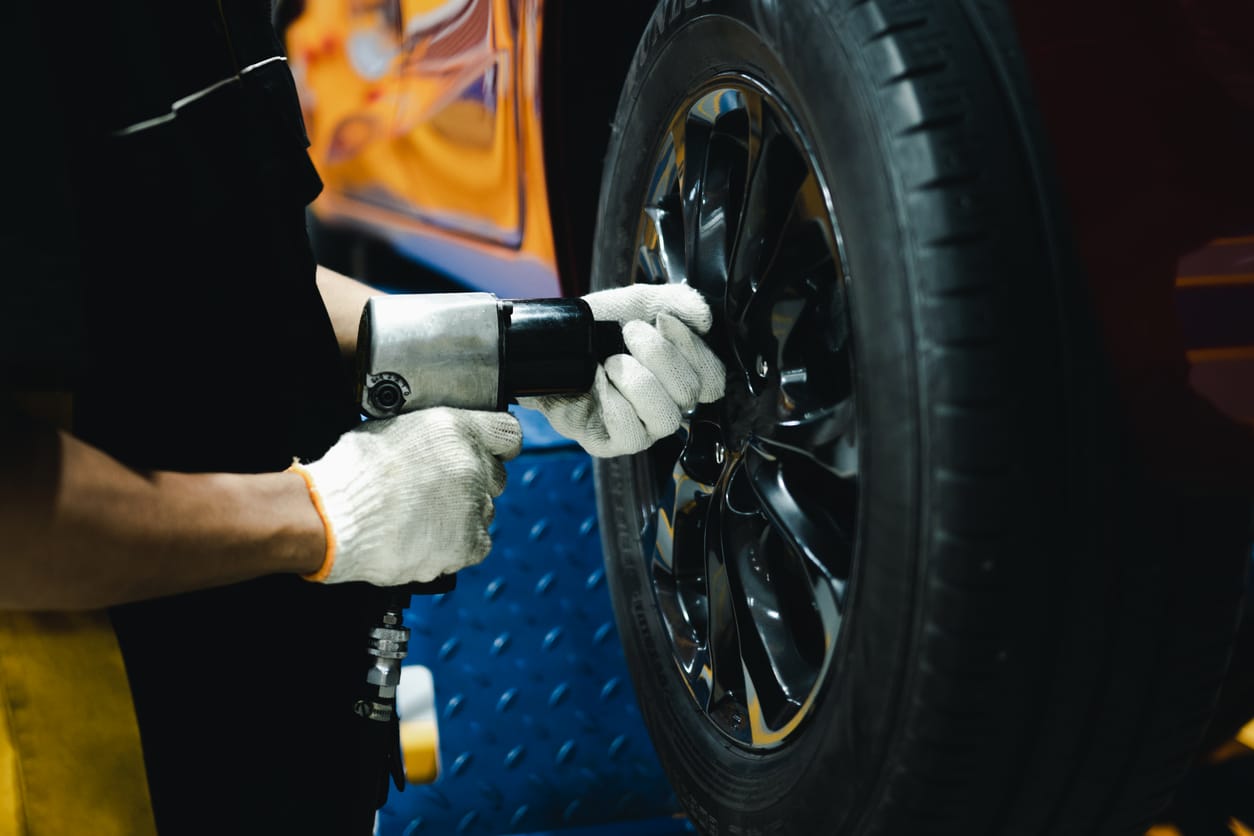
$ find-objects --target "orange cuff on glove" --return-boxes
[288,460,337,582]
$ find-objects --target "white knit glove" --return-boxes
[518,283,725,458]
[290,407,523,585]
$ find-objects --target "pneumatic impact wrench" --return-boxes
[352,292,624,808]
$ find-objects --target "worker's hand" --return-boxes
[291,407,523,585]
[519,283,725,457]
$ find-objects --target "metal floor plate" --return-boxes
[376,407,684,836]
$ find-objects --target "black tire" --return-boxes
[589,2,1251,834]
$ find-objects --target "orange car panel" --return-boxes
[287,0,560,297]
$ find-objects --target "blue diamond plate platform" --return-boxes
[376,406,685,836]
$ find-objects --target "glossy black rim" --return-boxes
[630,78,858,750]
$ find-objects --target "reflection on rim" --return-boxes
[630,77,858,751]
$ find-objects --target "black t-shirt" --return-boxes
[4,3,387,833]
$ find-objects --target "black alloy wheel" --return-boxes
[633,80,855,750]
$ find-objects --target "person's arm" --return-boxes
[316,264,378,361]
[0,401,324,611]
[0,394,524,610]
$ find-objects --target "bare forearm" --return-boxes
[316,264,378,360]
[0,414,324,610]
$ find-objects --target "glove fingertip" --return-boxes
[472,529,493,566]
[699,379,727,403]
[660,284,713,333]
[475,411,524,460]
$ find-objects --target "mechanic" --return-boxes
[0,4,723,835]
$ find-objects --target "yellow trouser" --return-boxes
[0,611,157,836]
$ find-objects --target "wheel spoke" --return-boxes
[725,528,811,729]
[746,175,834,306]
[679,105,711,281]
[737,172,847,400]
[703,475,750,739]
[679,90,755,298]
[638,195,687,284]
[634,431,681,542]
[768,398,856,460]
[655,493,714,707]
[672,426,718,626]
[651,457,703,576]
[743,444,854,589]
[719,461,833,735]
[760,392,859,485]
[647,423,718,707]
[636,111,688,285]
[725,110,809,327]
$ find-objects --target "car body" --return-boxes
[282,0,643,300]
